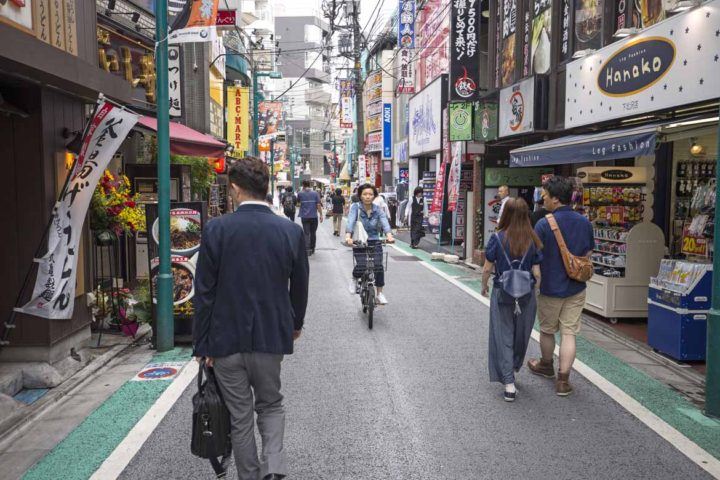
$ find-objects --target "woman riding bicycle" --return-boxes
[345,183,395,305]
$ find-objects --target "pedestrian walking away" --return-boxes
[408,187,426,248]
[482,198,543,402]
[330,188,346,236]
[345,183,395,305]
[193,157,310,480]
[528,176,594,397]
[297,180,323,255]
[281,186,297,222]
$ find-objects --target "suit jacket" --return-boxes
[193,204,310,357]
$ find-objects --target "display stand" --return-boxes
[647,260,711,361]
[585,222,665,322]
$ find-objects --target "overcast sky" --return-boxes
[274,0,397,36]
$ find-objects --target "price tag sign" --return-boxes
[681,223,708,256]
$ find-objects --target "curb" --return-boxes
[0,326,151,448]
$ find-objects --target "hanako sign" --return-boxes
[450,0,480,101]
[17,101,139,319]
[565,2,720,128]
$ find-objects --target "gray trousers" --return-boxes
[488,288,537,385]
[213,352,287,480]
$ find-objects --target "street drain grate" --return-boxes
[391,256,422,261]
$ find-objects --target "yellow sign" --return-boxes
[226,86,249,153]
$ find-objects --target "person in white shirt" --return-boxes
[497,185,510,223]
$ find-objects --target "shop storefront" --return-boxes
[507,3,720,361]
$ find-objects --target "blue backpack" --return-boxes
[494,233,534,314]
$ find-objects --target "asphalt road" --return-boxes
[119,219,711,480]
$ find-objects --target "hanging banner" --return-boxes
[226,86,249,153]
[382,103,392,159]
[398,0,415,48]
[449,102,473,141]
[258,101,284,136]
[358,154,367,180]
[16,101,139,319]
[447,141,463,211]
[431,107,450,215]
[339,79,354,128]
[408,75,445,156]
[474,99,498,142]
[397,48,416,94]
[168,45,183,117]
[168,0,219,44]
[450,0,480,101]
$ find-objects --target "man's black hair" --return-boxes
[413,186,423,196]
[335,188,342,195]
[228,157,269,200]
[286,186,293,193]
[302,180,311,188]
[542,176,573,205]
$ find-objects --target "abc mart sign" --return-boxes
[565,1,720,128]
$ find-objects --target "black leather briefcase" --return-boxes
[191,359,232,478]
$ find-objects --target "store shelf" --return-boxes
[594,249,626,255]
[594,236,627,243]
[592,259,626,268]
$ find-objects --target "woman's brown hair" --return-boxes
[497,197,542,257]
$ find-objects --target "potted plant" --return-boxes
[90,170,146,239]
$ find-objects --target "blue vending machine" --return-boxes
[647,260,712,361]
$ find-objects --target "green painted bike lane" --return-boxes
[23,348,192,480]
[391,240,720,462]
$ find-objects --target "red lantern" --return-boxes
[212,157,226,174]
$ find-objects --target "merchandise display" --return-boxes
[584,185,646,278]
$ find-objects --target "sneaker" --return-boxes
[376,293,388,305]
[503,390,516,402]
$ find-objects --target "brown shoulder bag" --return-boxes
[545,214,594,282]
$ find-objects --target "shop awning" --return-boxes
[135,116,227,158]
[509,124,660,168]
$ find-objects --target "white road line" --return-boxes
[89,360,199,480]
[392,245,720,479]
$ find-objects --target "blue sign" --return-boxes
[398,0,415,49]
[510,126,658,167]
[382,103,392,159]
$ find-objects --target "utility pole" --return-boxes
[352,0,365,171]
[154,0,173,352]
[707,113,720,418]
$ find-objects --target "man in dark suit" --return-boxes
[193,157,309,480]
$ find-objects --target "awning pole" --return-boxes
[154,0,174,352]
[706,110,720,418]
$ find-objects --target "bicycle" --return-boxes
[351,240,388,329]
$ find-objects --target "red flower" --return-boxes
[124,201,136,208]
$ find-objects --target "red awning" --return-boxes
[136,116,227,158]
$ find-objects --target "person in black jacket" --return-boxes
[193,157,309,480]
[409,186,426,248]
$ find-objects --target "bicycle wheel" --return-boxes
[361,286,368,313]
[366,288,375,329]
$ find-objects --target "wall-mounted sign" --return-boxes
[258,101,284,136]
[97,26,156,104]
[499,77,535,137]
[358,154,367,180]
[367,132,383,153]
[216,9,236,26]
[226,86,249,153]
[398,0,415,48]
[395,141,409,164]
[565,2,720,128]
[531,0,552,75]
[382,103,392,159]
[168,45,182,117]
[449,102,473,141]
[474,100,498,142]
[485,166,554,187]
[408,75,446,156]
[0,0,34,34]
[397,47,416,94]
[450,0,480,101]
[366,115,382,133]
[340,97,353,129]
[576,166,648,184]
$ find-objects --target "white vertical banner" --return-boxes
[168,46,182,117]
[358,154,367,181]
[447,141,463,211]
[16,101,139,319]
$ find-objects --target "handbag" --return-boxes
[545,214,594,282]
[191,359,232,478]
[495,233,534,315]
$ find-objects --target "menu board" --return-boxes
[145,202,207,341]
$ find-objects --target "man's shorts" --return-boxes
[537,290,586,336]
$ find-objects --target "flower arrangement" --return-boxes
[90,170,146,235]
